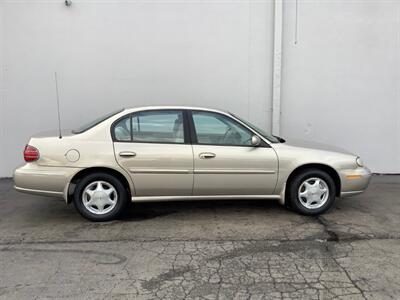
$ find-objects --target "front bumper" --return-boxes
[339,166,372,198]
[14,164,81,200]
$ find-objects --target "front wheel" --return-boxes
[288,169,336,215]
[73,172,128,221]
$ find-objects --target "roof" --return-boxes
[122,105,229,114]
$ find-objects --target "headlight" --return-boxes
[356,157,364,167]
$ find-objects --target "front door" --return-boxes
[190,110,278,195]
[113,109,193,196]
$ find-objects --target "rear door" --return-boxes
[189,110,278,195]
[113,109,193,196]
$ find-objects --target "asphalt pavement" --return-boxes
[0,175,399,299]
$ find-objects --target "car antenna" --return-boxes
[54,72,62,139]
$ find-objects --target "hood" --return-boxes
[282,137,354,156]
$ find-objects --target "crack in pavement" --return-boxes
[315,216,340,242]
[1,227,400,247]
[0,247,127,265]
[1,236,399,298]
[136,240,369,299]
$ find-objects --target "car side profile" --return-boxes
[14,106,371,221]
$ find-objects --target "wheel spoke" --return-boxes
[85,189,94,198]
[105,187,115,197]
[96,182,103,192]
[299,190,308,197]
[97,203,104,212]
[313,179,321,188]
[104,197,115,206]
[86,197,96,206]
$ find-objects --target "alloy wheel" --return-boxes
[82,181,118,215]
[297,177,329,210]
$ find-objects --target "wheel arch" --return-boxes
[283,163,341,205]
[66,167,132,204]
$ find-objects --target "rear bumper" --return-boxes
[14,186,64,197]
[339,167,372,198]
[14,164,81,200]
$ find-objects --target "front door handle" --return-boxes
[199,152,216,159]
[119,151,136,158]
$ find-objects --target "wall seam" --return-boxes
[0,2,5,177]
[271,0,283,135]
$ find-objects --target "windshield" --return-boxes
[230,113,281,143]
[72,108,124,134]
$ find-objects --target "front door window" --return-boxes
[192,111,253,146]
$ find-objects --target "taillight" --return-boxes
[24,145,40,162]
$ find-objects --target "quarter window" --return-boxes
[192,111,253,146]
[113,110,185,144]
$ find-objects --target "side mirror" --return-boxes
[251,135,261,146]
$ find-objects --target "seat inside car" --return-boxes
[173,115,184,143]
[114,118,131,141]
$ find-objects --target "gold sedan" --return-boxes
[14,106,371,221]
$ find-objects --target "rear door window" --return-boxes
[113,110,185,144]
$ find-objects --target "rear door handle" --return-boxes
[199,152,216,159]
[119,151,136,158]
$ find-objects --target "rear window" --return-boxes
[72,109,124,134]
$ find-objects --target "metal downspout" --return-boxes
[272,0,283,136]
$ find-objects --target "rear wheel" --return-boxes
[288,169,336,215]
[73,172,128,221]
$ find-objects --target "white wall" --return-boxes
[281,0,400,173]
[0,0,399,177]
[0,3,4,175]
[0,0,274,177]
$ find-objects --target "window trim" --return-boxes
[188,110,270,148]
[111,109,190,145]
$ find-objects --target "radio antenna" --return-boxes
[54,72,62,139]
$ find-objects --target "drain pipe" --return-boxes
[272,0,283,136]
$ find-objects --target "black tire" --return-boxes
[288,169,336,215]
[73,172,128,221]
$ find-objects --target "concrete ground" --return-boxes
[0,175,399,299]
